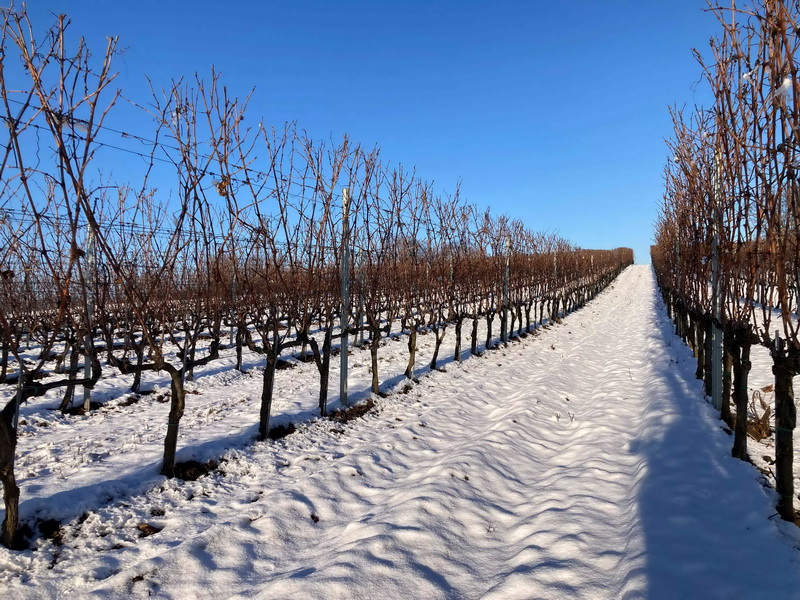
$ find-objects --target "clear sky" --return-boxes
[23,0,718,263]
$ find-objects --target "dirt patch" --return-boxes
[38,518,63,546]
[275,358,296,370]
[330,398,376,424]
[173,459,219,481]
[136,523,163,538]
[63,401,103,416]
[268,423,296,440]
[8,523,34,551]
[118,394,141,407]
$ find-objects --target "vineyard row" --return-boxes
[653,0,800,523]
[0,6,632,549]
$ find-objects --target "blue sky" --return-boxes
[25,0,717,263]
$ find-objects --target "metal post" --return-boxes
[502,236,511,343]
[796,279,800,315]
[553,252,558,319]
[340,188,351,407]
[711,151,723,411]
[356,250,365,346]
[229,276,237,346]
[83,224,94,411]
[449,255,455,317]
[181,312,189,385]
[13,367,22,432]
[449,256,454,285]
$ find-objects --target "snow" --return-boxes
[2,265,800,599]
[778,76,793,98]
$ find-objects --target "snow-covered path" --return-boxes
[5,265,800,599]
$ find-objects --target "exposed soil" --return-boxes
[37,519,64,546]
[172,459,219,481]
[268,423,297,440]
[329,398,376,424]
[136,523,163,538]
[118,395,141,407]
[63,401,104,416]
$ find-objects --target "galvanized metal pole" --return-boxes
[502,236,511,343]
[13,368,22,432]
[449,255,455,317]
[340,188,351,407]
[553,252,558,320]
[356,250,365,346]
[711,151,723,411]
[229,276,237,346]
[181,312,189,385]
[83,224,94,412]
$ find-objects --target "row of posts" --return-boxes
[710,153,723,412]
[337,192,515,401]
[66,189,518,416]
[14,222,95,430]
[675,152,724,413]
[21,191,728,423]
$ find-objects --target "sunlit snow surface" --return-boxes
[2,265,800,599]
